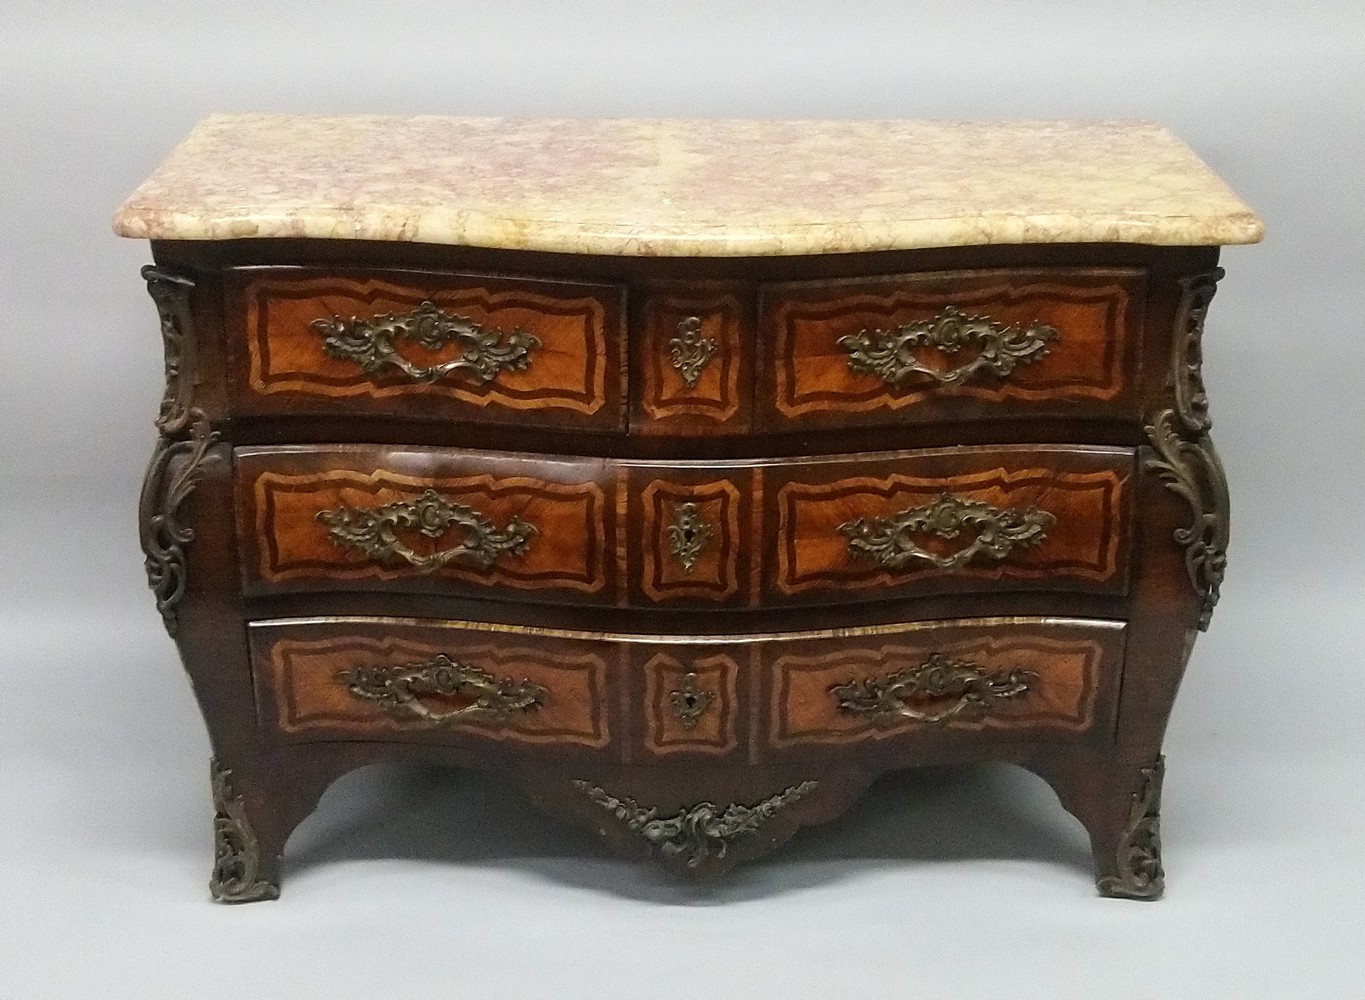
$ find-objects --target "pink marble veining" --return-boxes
[113,115,1264,256]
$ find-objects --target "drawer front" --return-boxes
[765,446,1134,603]
[237,446,619,603]
[766,618,1123,751]
[631,284,752,434]
[227,267,626,430]
[759,268,1144,429]
[249,616,1118,758]
[249,619,614,751]
[239,445,1129,608]
[636,646,749,759]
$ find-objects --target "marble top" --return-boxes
[113,115,1263,256]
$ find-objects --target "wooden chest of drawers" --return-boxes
[117,115,1261,901]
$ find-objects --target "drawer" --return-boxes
[248,616,1119,758]
[765,617,1123,752]
[238,444,1131,608]
[249,619,615,751]
[226,267,626,431]
[758,268,1145,430]
[237,446,621,604]
[630,283,752,434]
[763,445,1134,604]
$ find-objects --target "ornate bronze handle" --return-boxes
[312,301,540,384]
[666,501,712,573]
[317,488,537,572]
[836,306,1056,387]
[337,654,548,726]
[838,493,1054,571]
[668,672,714,729]
[668,316,717,387]
[830,653,1036,726]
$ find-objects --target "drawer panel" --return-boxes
[631,283,752,434]
[237,446,619,603]
[227,267,626,430]
[759,268,1145,430]
[249,616,1119,758]
[239,445,1130,608]
[764,446,1134,603]
[249,620,614,750]
[766,618,1123,751]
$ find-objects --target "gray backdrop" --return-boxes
[3,2,1362,997]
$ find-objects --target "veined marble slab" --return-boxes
[114,115,1263,256]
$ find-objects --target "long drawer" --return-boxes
[236,444,1135,607]
[219,265,1145,437]
[248,616,1124,759]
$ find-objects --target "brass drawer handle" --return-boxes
[317,488,537,572]
[839,493,1054,571]
[830,653,1036,726]
[666,501,712,572]
[337,654,548,726]
[668,672,714,729]
[836,306,1056,387]
[312,300,541,384]
[668,316,717,387]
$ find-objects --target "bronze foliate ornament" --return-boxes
[667,315,718,388]
[1144,410,1229,630]
[1098,757,1165,900]
[317,488,537,573]
[837,306,1056,388]
[337,654,548,726]
[313,300,540,384]
[839,493,1054,572]
[209,760,279,903]
[574,779,818,870]
[830,653,1035,726]
[667,672,714,729]
[140,414,219,635]
[666,501,712,573]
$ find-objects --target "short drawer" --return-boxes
[763,445,1135,604]
[237,445,620,604]
[765,617,1123,752]
[758,268,1145,430]
[226,267,626,431]
[249,619,614,751]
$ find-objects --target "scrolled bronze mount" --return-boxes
[839,493,1054,572]
[837,306,1057,388]
[574,779,818,870]
[313,300,540,385]
[666,501,712,572]
[317,488,537,573]
[667,315,718,387]
[830,652,1036,726]
[667,672,714,729]
[337,653,548,726]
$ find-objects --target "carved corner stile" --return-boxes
[1097,757,1165,900]
[209,760,280,903]
[1144,266,1229,631]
